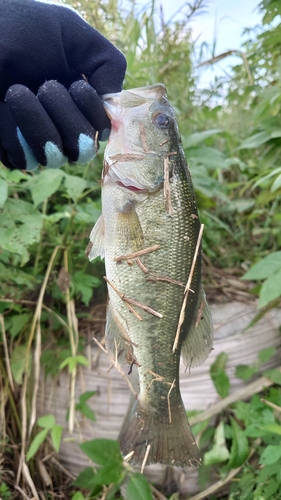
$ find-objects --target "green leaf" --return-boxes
[259,445,281,465]
[271,173,281,192]
[239,131,271,149]
[79,439,123,466]
[60,355,89,372]
[258,270,281,307]
[235,365,257,381]
[28,169,64,206]
[8,313,31,339]
[203,421,230,465]
[93,463,123,485]
[76,402,96,422]
[242,252,281,280]
[11,345,31,384]
[79,391,97,404]
[227,418,249,469]
[258,347,276,364]
[74,467,97,490]
[264,369,281,385]
[71,493,87,500]
[50,425,63,452]
[182,129,222,148]
[64,174,87,203]
[37,414,56,429]
[126,473,153,500]
[261,424,281,436]
[72,272,101,305]
[0,180,8,208]
[26,428,49,461]
[210,352,230,398]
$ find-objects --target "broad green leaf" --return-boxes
[8,313,31,339]
[242,252,281,280]
[127,473,153,500]
[182,129,222,148]
[0,180,8,208]
[239,131,271,149]
[37,414,56,429]
[264,369,281,385]
[259,445,281,465]
[187,146,227,170]
[258,347,275,364]
[235,365,257,381]
[79,439,123,466]
[79,391,97,404]
[50,425,63,452]
[71,493,87,500]
[258,270,281,307]
[11,345,31,384]
[76,402,96,422]
[204,421,230,465]
[26,428,49,461]
[227,418,249,469]
[72,272,101,305]
[210,352,230,398]
[93,463,123,485]
[271,173,281,192]
[60,355,89,372]
[74,467,97,490]
[28,169,64,206]
[64,174,87,203]
[261,424,281,436]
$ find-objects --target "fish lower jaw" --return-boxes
[116,181,147,193]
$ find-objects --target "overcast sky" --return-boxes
[136,0,262,85]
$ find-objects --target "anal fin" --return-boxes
[181,287,214,368]
[106,300,136,366]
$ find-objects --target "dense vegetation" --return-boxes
[0,0,280,498]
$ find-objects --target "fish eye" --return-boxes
[153,112,170,129]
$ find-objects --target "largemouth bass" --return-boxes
[88,84,213,467]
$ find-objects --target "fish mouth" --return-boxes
[116,181,147,193]
[106,167,148,193]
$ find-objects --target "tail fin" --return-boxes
[119,398,200,467]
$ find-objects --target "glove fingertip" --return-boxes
[44,141,68,169]
[17,129,39,171]
[77,133,96,164]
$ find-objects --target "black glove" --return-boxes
[0,0,126,170]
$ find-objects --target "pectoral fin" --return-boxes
[181,287,213,368]
[87,214,105,261]
[116,210,144,252]
[106,300,136,366]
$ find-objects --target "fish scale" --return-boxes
[88,83,213,467]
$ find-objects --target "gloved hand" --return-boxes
[0,0,126,170]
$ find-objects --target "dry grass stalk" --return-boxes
[141,443,151,473]
[123,451,135,461]
[167,378,176,424]
[123,296,163,319]
[260,398,281,414]
[22,462,40,500]
[163,156,173,216]
[173,224,204,352]
[93,337,137,397]
[64,249,80,434]
[189,366,281,426]
[114,244,160,262]
[104,276,143,321]
[28,322,41,439]
[16,373,28,486]
[0,314,14,392]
